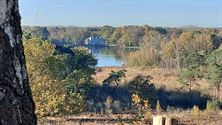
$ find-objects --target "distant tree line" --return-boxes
[22,25,193,47]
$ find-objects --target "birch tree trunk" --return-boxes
[0,0,37,124]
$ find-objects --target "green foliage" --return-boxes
[23,26,50,40]
[185,53,205,66]
[128,75,157,103]
[178,53,205,92]
[103,70,127,88]
[206,48,222,66]
[72,47,97,75]
[24,37,97,116]
[65,70,94,96]
[206,100,220,111]
[178,65,201,92]
[205,49,222,99]
[98,26,115,44]
[62,92,85,114]
[206,64,222,88]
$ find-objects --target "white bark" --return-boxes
[0,0,37,124]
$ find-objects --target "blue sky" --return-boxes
[19,0,222,27]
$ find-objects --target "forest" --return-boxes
[22,26,222,68]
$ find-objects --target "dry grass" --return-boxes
[93,66,209,91]
[173,110,222,125]
[38,67,221,125]
[38,114,135,125]
[39,111,222,125]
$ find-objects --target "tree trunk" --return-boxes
[217,85,220,100]
[189,80,192,92]
[0,0,37,125]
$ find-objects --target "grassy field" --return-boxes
[93,66,209,92]
[39,66,221,125]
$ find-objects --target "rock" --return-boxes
[0,0,37,125]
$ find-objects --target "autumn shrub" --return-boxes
[143,100,152,121]
[126,49,160,67]
[156,100,162,114]
[192,105,200,118]
[33,77,65,116]
[131,93,153,124]
[24,37,96,117]
[62,92,85,114]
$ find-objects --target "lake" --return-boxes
[89,46,138,67]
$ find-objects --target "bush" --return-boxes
[206,100,220,111]
[128,75,157,105]
[62,92,85,115]
[24,38,97,116]
[104,96,113,115]
[131,93,153,124]
[156,100,162,114]
[111,100,122,113]
[192,105,200,117]
[143,100,152,120]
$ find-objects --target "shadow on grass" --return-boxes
[157,87,209,109]
[85,83,209,113]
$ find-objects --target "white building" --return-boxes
[84,36,107,46]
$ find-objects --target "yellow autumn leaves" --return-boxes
[24,37,85,117]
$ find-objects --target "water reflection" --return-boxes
[88,46,138,67]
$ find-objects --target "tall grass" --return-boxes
[125,49,160,67]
